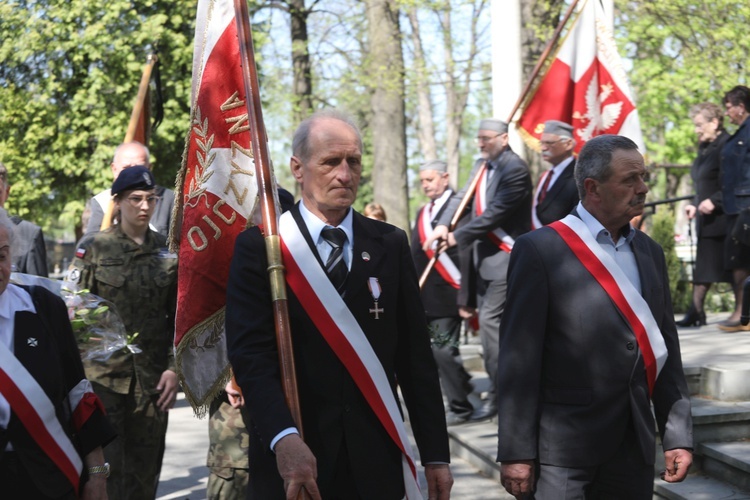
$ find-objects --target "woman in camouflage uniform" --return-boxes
[69,166,178,500]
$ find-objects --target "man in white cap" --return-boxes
[532,120,580,228]
[411,159,476,425]
[424,118,532,421]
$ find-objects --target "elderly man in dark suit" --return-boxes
[424,118,532,421]
[532,120,580,228]
[226,110,452,500]
[0,162,48,277]
[411,159,476,426]
[497,135,693,499]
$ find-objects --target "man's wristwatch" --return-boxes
[87,462,110,478]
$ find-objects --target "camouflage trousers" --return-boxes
[207,467,249,500]
[93,381,168,500]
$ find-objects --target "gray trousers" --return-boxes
[476,277,506,405]
[428,316,474,417]
[533,426,653,499]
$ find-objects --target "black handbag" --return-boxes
[732,208,750,246]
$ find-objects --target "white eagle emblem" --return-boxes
[573,80,623,141]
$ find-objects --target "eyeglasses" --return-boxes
[474,134,503,144]
[540,138,568,147]
[125,195,160,207]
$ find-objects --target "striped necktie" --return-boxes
[321,227,348,295]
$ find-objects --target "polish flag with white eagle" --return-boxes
[170,0,259,413]
[516,0,645,154]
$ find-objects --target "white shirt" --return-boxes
[429,189,453,220]
[577,202,641,294]
[0,284,37,429]
[298,200,354,270]
[536,156,575,202]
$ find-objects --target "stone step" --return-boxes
[653,474,750,499]
[691,397,750,444]
[699,441,750,492]
[701,364,750,401]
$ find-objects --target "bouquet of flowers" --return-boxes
[10,273,140,361]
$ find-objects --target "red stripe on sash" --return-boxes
[280,239,418,480]
[549,221,658,395]
[417,207,460,289]
[0,367,80,493]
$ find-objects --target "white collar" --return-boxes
[298,200,354,245]
[0,283,36,321]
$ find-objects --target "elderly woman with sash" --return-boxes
[0,207,115,499]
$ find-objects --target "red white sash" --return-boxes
[0,341,82,494]
[549,215,668,395]
[417,205,460,289]
[474,162,514,252]
[279,212,421,499]
[531,170,550,230]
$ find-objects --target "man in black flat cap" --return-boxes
[423,119,532,421]
[532,120,580,228]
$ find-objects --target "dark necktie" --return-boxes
[538,170,553,203]
[321,227,348,294]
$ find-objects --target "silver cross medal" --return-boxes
[367,277,384,319]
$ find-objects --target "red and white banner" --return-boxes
[278,212,422,499]
[516,0,645,154]
[0,342,82,493]
[171,0,259,412]
[550,215,667,394]
[417,205,460,289]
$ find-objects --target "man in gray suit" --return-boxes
[496,135,693,499]
[424,119,532,420]
[0,162,48,277]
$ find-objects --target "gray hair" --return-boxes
[0,207,15,247]
[575,135,639,200]
[292,109,363,163]
[0,162,7,186]
[689,102,724,130]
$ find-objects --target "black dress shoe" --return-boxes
[675,307,706,327]
[469,401,497,422]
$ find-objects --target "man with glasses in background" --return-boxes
[83,141,175,238]
[532,120,580,229]
[423,119,532,421]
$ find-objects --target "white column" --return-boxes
[491,0,525,158]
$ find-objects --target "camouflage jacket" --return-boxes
[207,393,249,469]
[70,225,177,394]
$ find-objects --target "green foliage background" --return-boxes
[0,0,196,238]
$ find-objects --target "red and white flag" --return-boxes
[170,0,259,413]
[516,0,644,153]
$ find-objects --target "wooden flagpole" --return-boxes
[232,4,310,499]
[100,54,159,231]
[419,0,582,289]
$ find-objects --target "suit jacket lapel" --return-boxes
[347,212,386,302]
[631,232,656,307]
[539,159,575,210]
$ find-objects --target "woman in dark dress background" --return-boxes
[678,103,730,326]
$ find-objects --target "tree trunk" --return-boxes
[366,0,409,230]
[406,7,437,162]
[287,0,312,199]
